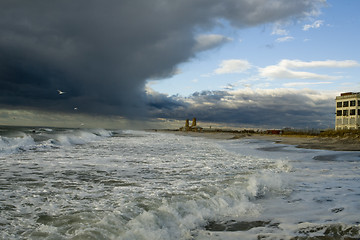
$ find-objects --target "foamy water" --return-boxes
[0,127,359,239]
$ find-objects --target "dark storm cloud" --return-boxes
[146,89,334,129]
[0,0,325,117]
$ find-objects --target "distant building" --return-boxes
[335,92,360,130]
[266,129,282,135]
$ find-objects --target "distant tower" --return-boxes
[185,119,190,128]
[191,118,196,127]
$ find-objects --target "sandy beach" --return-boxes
[160,130,360,151]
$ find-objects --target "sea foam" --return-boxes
[1,129,359,240]
[0,128,113,156]
[0,134,36,155]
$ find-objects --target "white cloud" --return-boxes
[271,22,294,42]
[259,65,338,80]
[222,83,236,90]
[283,81,332,87]
[259,59,360,80]
[303,20,324,31]
[214,59,251,74]
[276,36,294,42]
[279,59,360,68]
[272,25,288,36]
[194,34,233,52]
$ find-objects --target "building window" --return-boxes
[358,109,360,115]
[343,101,349,107]
[350,100,356,106]
[336,110,342,116]
[337,102,342,108]
[350,109,356,115]
[358,100,360,106]
[343,110,348,116]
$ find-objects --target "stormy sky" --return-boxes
[0,0,332,128]
[146,88,334,129]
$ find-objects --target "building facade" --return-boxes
[335,92,360,130]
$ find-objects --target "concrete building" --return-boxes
[335,92,360,130]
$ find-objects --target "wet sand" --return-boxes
[160,130,360,151]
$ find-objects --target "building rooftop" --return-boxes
[340,92,360,96]
[336,92,360,100]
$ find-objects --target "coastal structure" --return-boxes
[335,92,360,130]
[179,118,203,132]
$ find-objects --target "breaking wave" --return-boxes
[0,127,114,156]
[1,129,359,239]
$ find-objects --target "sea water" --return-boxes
[0,126,359,239]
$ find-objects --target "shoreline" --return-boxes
[155,130,360,151]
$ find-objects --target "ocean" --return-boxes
[0,126,359,240]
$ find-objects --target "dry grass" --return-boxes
[319,129,360,138]
[280,129,360,138]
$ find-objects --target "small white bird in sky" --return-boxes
[74,107,78,110]
[57,89,66,95]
